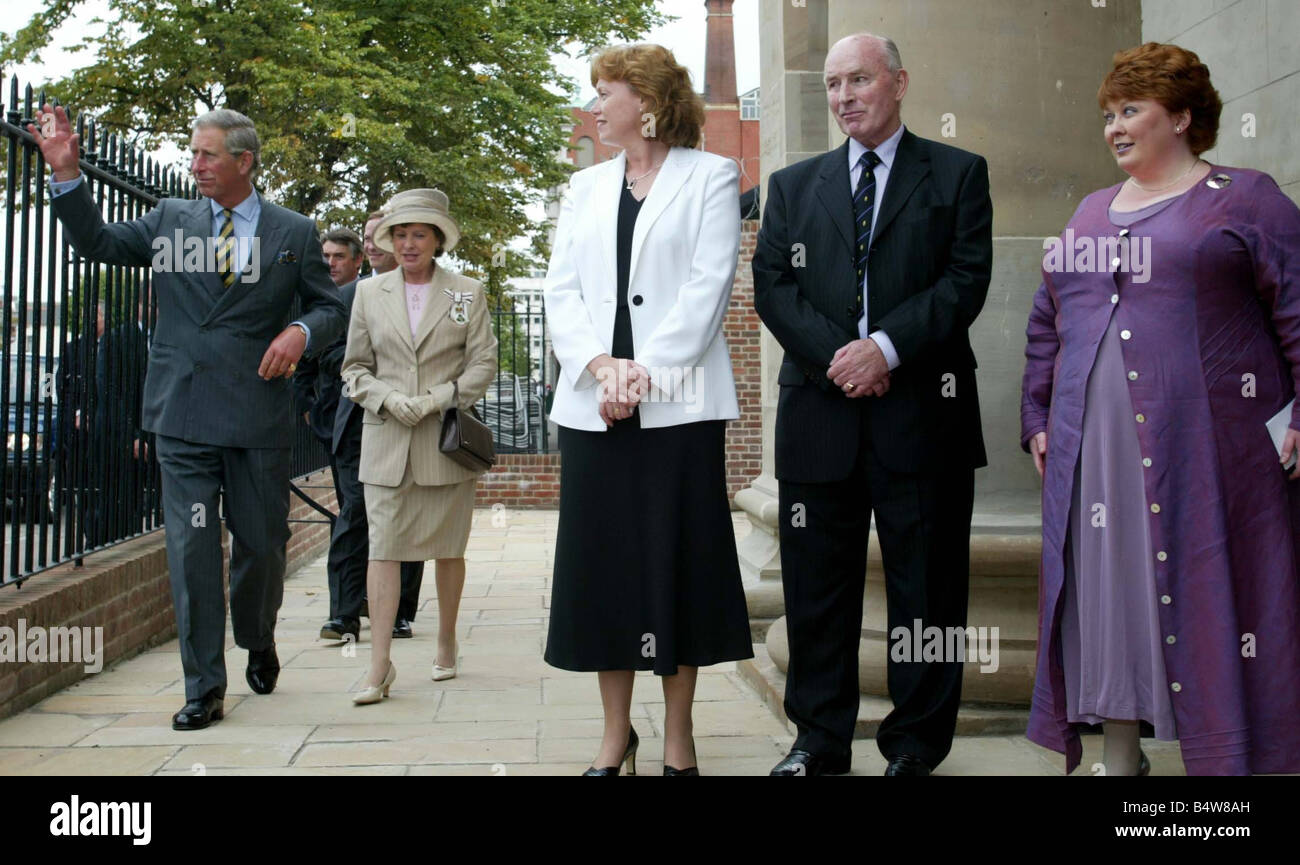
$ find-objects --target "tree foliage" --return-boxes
[2,0,665,297]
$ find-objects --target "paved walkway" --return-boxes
[0,509,1185,775]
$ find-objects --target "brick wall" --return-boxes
[474,452,562,509]
[0,469,337,721]
[723,219,763,500]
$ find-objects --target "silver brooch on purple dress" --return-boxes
[1206,173,1233,189]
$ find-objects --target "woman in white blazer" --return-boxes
[543,43,754,776]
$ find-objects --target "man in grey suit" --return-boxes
[31,104,347,729]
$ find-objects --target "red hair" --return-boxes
[590,43,704,149]
[1098,42,1222,155]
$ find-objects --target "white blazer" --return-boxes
[544,146,742,431]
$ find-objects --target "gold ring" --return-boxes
[288,364,297,373]
[845,382,856,392]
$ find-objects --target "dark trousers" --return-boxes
[330,413,425,623]
[777,409,975,769]
[155,434,290,701]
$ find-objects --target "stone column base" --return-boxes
[764,525,1041,706]
[736,474,785,641]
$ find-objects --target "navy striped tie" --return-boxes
[852,150,882,322]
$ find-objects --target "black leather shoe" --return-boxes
[1137,750,1150,776]
[884,754,932,776]
[320,618,360,642]
[359,599,369,619]
[770,749,851,776]
[245,645,280,695]
[583,726,639,776]
[392,618,413,639]
[171,691,224,731]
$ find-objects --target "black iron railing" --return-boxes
[1,76,329,588]
[486,296,553,455]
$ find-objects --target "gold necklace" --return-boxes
[1128,158,1204,193]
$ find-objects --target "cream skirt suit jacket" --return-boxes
[341,265,498,560]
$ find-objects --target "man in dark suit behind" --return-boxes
[53,303,105,546]
[304,213,426,644]
[99,289,152,539]
[753,33,992,776]
[33,104,347,730]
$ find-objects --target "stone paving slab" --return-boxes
[0,508,1193,775]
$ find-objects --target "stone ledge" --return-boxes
[737,641,1031,740]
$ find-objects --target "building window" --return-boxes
[575,136,596,168]
[741,90,761,121]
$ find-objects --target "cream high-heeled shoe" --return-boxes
[352,662,396,705]
[431,640,458,681]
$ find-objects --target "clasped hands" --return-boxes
[382,390,440,427]
[827,338,891,398]
[588,354,650,427]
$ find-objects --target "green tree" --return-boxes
[2,0,666,297]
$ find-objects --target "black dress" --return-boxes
[544,182,754,675]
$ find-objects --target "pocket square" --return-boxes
[276,250,297,265]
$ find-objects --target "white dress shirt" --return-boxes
[848,122,906,369]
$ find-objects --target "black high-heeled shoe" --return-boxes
[1136,750,1150,776]
[664,735,699,776]
[583,726,639,776]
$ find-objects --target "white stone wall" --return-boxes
[1143,0,1300,203]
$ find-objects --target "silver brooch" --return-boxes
[1206,173,1233,189]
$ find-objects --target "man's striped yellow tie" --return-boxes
[216,207,236,289]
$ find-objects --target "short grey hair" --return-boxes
[847,32,903,74]
[192,109,261,175]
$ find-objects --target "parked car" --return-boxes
[4,351,58,523]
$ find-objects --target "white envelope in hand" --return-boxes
[1267,398,1297,470]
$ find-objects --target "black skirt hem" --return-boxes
[542,646,756,677]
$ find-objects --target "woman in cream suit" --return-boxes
[341,189,497,704]
[543,43,753,775]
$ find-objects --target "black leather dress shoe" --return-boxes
[359,599,369,619]
[320,618,360,642]
[245,645,280,695]
[770,749,851,776]
[884,754,932,776]
[392,618,413,639]
[171,691,224,731]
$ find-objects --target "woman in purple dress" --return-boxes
[1020,42,1300,776]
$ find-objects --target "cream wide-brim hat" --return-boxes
[374,188,461,254]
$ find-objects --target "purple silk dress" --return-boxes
[1060,199,1178,741]
[1021,167,1300,775]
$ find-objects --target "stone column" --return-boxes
[736,0,831,639]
